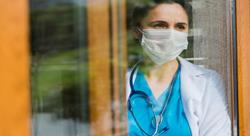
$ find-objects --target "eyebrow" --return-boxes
[147,20,188,26]
[176,22,188,26]
[147,20,168,26]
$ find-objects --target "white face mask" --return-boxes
[140,29,188,65]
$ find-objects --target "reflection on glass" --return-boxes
[30,0,88,136]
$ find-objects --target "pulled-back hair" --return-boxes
[130,0,192,29]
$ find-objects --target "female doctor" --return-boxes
[127,0,231,135]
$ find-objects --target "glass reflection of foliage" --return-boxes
[126,0,194,67]
[30,3,75,54]
[30,1,88,123]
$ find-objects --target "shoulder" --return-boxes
[178,57,214,77]
[126,67,138,100]
[179,57,225,107]
[178,57,223,87]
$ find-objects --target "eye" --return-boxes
[175,23,188,31]
[153,24,168,29]
[148,21,169,29]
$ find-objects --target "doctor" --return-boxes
[127,0,231,136]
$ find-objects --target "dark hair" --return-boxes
[130,0,193,29]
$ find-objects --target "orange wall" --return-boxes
[0,0,30,136]
[236,0,250,135]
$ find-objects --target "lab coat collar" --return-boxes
[178,56,208,76]
[178,56,209,102]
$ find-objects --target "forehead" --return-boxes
[142,3,188,23]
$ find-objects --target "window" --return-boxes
[30,0,236,135]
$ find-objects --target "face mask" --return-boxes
[140,29,188,65]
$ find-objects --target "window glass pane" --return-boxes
[30,0,236,135]
[30,0,89,135]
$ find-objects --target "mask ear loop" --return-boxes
[136,27,144,42]
[136,27,144,34]
[135,27,147,61]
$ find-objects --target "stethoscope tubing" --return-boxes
[128,60,180,136]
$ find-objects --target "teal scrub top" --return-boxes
[128,67,192,136]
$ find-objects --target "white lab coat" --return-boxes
[126,57,231,136]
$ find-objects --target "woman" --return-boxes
[126,0,231,136]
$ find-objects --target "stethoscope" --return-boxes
[128,60,180,136]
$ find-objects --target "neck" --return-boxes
[140,59,179,81]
